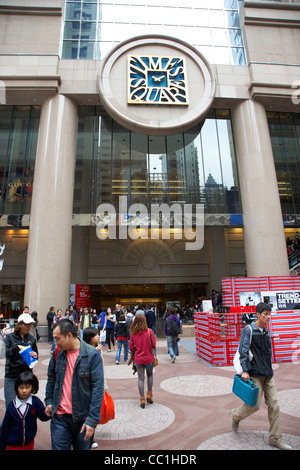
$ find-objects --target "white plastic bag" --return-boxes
[233,324,253,375]
[100,329,106,343]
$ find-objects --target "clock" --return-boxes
[128,55,189,106]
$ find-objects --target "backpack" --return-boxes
[166,317,181,336]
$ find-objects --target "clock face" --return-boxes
[128,55,189,106]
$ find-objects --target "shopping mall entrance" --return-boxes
[89,282,207,312]
[70,226,247,314]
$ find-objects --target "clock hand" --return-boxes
[152,75,165,82]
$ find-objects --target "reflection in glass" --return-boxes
[0,106,40,217]
[268,112,300,219]
[62,0,246,65]
[74,107,241,216]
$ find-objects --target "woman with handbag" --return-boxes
[129,314,156,408]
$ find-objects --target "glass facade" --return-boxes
[0,106,40,220]
[62,0,246,65]
[268,112,300,226]
[73,107,241,217]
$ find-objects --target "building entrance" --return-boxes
[89,282,207,313]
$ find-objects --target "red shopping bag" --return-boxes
[99,391,115,425]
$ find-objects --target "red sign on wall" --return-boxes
[75,284,91,309]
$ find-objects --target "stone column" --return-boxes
[231,99,289,277]
[24,94,78,320]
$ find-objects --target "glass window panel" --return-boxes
[0,106,40,216]
[82,3,98,20]
[78,42,91,58]
[228,28,244,48]
[111,123,130,208]
[74,109,95,213]
[131,133,148,206]
[64,22,80,40]
[208,10,225,27]
[81,21,97,39]
[210,0,228,9]
[193,10,210,28]
[227,11,241,28]
[62,40,79,59]
[74,108,242,216]
[96,114,112,206]
[268,112,300,216]
[230,47,246,66]
[63,0,245,64]
[211,28,228,46]
[213,46,231,65]
[224,0,238,8]
[65,3,82,21]
[166,134,186,205]
[101,4,136,23]
[193,27,212,46]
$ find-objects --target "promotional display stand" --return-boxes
[194,276,300,366]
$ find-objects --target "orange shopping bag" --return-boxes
[99,391,115,425]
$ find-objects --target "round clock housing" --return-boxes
[98,35,216,136]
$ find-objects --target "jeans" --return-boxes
[167,336,177,359]
[50,414,93,450]
[116,339,128,362]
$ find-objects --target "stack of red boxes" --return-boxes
[194,276,300,366]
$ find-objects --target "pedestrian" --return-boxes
[145,305,157,355]
[98,308,107,329]
[30,311,40,342]
[91,309,98,328]
[46,307,55,343]
[113,303,123,323]
[103,307,116,352]
[231,302,292,450]
[164,306,181,363]
[79,307,92,339]
[83,327,108,449]
[0,371,50,450]
[3,313,38,408]
[129,314,156,408]
[69,305,78,329]
[125,306,135,332]
[115,314,130,364]
[50,309,65,353]
[45,318,104,450]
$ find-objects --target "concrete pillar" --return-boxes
[24,95,78,320]
[231,99,289,277]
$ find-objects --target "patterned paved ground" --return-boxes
[94,400,175,441]
[1,337,300,450]
[197,431,300,450]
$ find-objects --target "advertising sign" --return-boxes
[75,284,91,309]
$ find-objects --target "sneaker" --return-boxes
[171,357,176,363]
[269,441,292,450]
[91,442,98,449]
[116,361,119,364]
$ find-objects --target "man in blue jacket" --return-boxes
[231,302,292,450]
[45,318,104,450]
